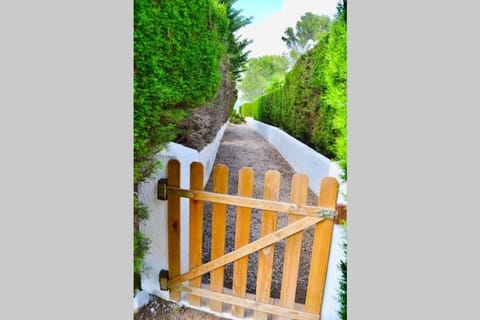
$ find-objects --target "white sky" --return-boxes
[236,0,340,58]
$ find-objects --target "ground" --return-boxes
[134,294,227,320]
[176,64,236,151]
[136,123,319,319]
[201,123,319,303]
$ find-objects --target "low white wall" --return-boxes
[246,117,347,319]
[245,117,347,203]
[322,225,347,320]
[138,122,228,299]
[138,119,346,318]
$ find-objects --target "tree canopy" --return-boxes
[238,55,289,102]
[282,12,331,62]
[221,0,253,82]
[241,2,347,179]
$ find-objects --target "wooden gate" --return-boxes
[158,159,339,320]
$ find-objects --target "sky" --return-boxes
[233,0,340,58]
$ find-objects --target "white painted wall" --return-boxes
[245,117,347,319]
[245,117,347,204]
[138,119,347,319]
[138,122,228,300]
[322,225,347,320]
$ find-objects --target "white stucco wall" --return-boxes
[138,122,228,299]
[245,117,347,204]
[322,225,347,320]
[245,117,347,319]
[138,119,346,318]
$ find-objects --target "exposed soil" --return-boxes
[176,64,237,151]
[134,294,227,320]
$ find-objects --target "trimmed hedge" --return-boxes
[134,0,229,184]
[240,2,346,177]
[133,0,250,286]
[240,38,337,159]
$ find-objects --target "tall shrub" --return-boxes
[239,2,346,170]
[241,41,337,159]
[134,0,228,184]
[324,2,347,179]
[133,0,251,288]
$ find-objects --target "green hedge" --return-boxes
[133,0,245,285]
[324,4,347,179]
[134,0,229,184]
[239,98,259,119]
[133,0,251,288]
[240,2,346,176]
[240,39,337,159]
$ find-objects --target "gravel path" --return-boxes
[201,123,318,304]
[134,295,226,320]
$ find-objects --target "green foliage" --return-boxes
[134,0,228,284]
[221,0,253,82]
[339,257,347,319]
[324,2,347,179]
[133,193,149,277]
[244,4,347,180]
[338,221,347,320]
[243,41,336,159]
[229,108,246,124]
[134,194,149,224]
[134,230,151,275]
[134,0,230,184]
[239,98,259,118]
[238,55,289,102]
[133,0,251,288]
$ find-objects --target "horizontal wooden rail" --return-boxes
[169,285,318,320]
[164,186,336,218]
[168,216,323,285]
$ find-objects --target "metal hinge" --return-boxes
[158,179,168,201]
[317,209,337,219]
[159,269,169,291]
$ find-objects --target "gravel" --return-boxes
[201,123,318,304]
[135,123,320,320]
[134,295,226,320]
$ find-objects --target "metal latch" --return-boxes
[317,209,337,219]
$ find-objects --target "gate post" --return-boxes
[167,159,181,301]
[305,177,339,315]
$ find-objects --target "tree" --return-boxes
[240,2,347,169]
[221,0,253,82]
[282,12,331,62]
[238,55,289,102]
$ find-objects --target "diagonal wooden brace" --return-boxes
[168,215,327,285]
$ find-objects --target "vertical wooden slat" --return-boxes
[231,167,254,318]
[279,174,309,315]
[188,162,204,306]
[167,159,181,301]
[255,170,281,320]
[209,164,229,312]
[305,177,339,314]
